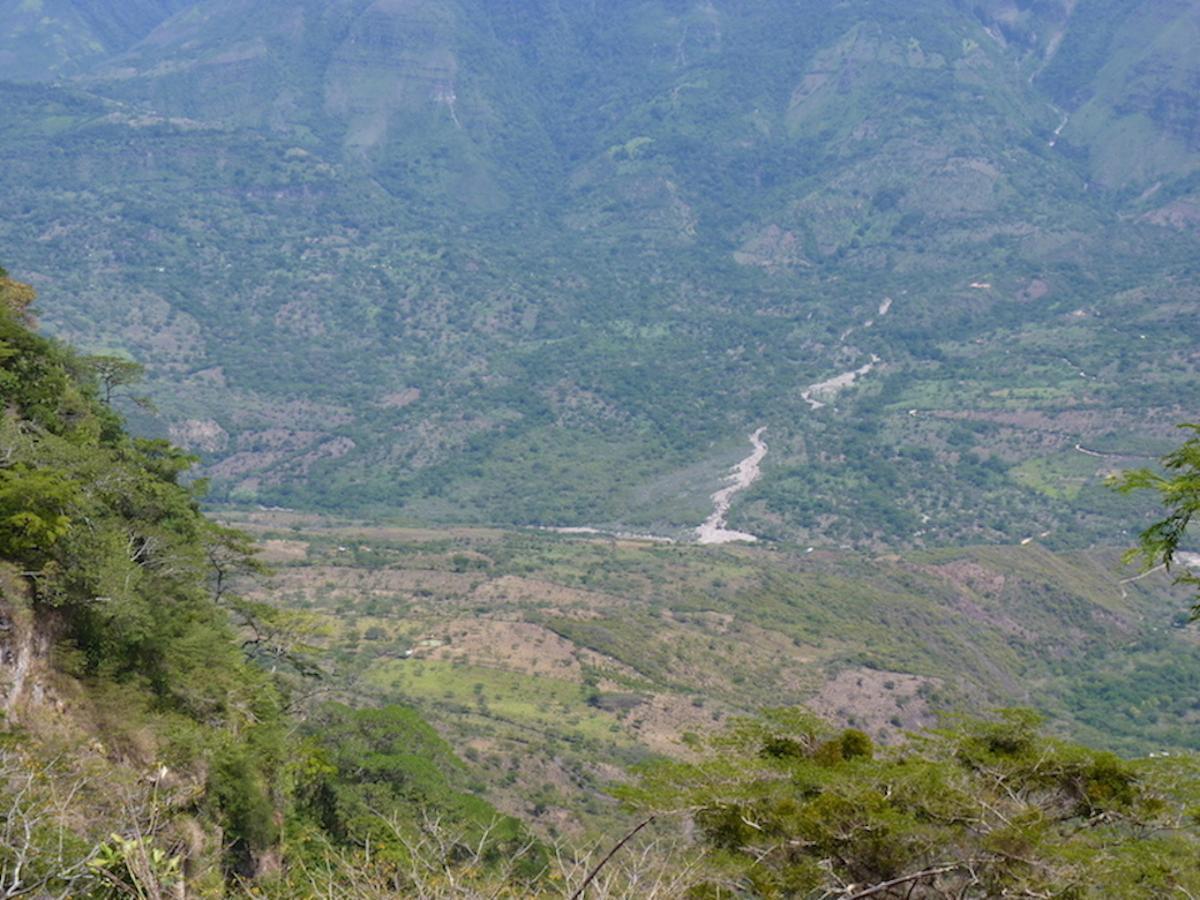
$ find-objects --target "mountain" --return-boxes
[1036,0,1200,189]
[0,0,1196,546]
[0,0,198,80]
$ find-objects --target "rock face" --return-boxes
[0,566,49,720]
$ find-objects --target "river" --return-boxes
[695,427,768,544]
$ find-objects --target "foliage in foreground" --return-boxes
[0,271,530,896]
[1115,422,1200,616]
[620,709,1200,898]
[0,266,290,890]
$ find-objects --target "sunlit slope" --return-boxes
[231,513,1200,829]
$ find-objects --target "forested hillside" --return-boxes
[0,270,531,895]
[0,0,1196,544]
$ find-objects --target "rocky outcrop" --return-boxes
[0,565,46,720]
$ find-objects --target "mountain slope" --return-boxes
[1038,0,1200,189]
[0,268,536,894]
[0,0,198,80]
[0,0,1196,543]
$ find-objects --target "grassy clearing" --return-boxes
[368,658,630,745]
[1012,452,1103,500]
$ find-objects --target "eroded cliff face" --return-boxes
[0,565,79,730]
[0,564,43,720]
[0,574,219,896]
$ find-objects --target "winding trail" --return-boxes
[696,427,768,544]
[1049,111,1069,147]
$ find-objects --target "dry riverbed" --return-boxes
[696,427,768,544]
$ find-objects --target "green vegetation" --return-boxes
[622,708,1200,897]
[1115,424,1200,614]
[0,2,1195,547]
[219,505,1200,849]
[0,273,532,896]
[2,267,1200,897]
[0,267,278,888]
[1,0,1199,890]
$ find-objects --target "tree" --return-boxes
[618,708,1200,898]
[0,465,79,565]
[1113,423,1200,616]
[0,264,294,887]
[0,270,36,323]
[82,354,146,405]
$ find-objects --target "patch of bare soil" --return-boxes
[378,388,421,409]
[206,450,292,481]
[1017,278,1050,302]
[265,566,482,601]
[1140,197,1200,232]
[659,608,735,633]
[423,619,639,680]
[168,418,229,453]
[807,667,938,741]
[257,539,310,564]
[934,559,1006,596]
[625,693,728,756]
[924,560,1034,640]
